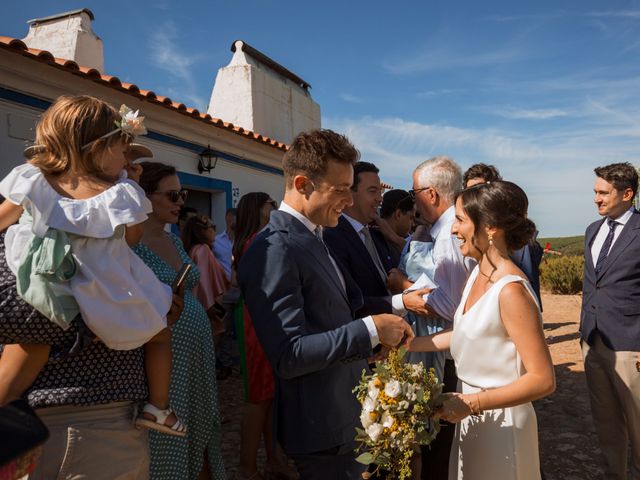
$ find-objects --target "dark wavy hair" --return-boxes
[283,129,360,187]
[232,192,271,271]
[181,214,214,254]
[381,189,414,219]
[594,162,638,197]
[456,181,535,253]
[137,162,177,194]
[463,163,502,188]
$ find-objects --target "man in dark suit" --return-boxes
[323,162,392,316]
[238,129,414,480]
[581,162,640,479]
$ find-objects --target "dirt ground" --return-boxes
[535,292,604,479]
[218,292,603,479]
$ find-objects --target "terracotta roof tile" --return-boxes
[0,36,288,151]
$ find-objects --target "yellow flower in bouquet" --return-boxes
[353,348,442,480]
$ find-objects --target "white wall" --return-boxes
[22,12,104,72]
[0,49,285,230]
[208,42,320,145]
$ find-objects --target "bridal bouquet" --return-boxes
[353,348,442,480]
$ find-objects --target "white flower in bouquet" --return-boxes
[366,423,384,442]
[363,395,377,413]
[384,379,401,398]
[381,410,395,429]
[360,409,374,429]
[353,348,443,480]
[367,381,380,400]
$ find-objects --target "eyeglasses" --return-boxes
[408,186,432,199]
[151,189,188,203]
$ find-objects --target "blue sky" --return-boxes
[4,0,640,236]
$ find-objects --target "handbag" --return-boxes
[0,399,49,466]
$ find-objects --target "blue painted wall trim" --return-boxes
[0,86,52,110]
[0,86,284,176]
[145,131,283,176]
[177,171,233,210]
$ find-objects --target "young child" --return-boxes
[0,95,185,436]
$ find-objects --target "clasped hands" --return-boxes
[434,393,480,423]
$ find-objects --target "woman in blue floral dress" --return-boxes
[134,162,225,480]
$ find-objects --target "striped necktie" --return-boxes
[595,218,619,274]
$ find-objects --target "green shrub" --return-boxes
[540,255,584,295]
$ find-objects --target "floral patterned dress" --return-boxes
[133,233,226,480]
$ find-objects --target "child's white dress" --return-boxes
[0,163,172,350]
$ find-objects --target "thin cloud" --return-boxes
[587,10,640,19]
[340,93,365,104]
[383,45,522,75]
[416,89,457,98]
[495,107,570,120]
[153,0,171,10]
[484,12,568,22]
[149,21,207,109]
[324,115,640,236]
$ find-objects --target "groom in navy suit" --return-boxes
[238,129,414,480]
[581,162,640,479]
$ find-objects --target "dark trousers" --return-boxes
[289,442,365,480]
[421,358,457,480]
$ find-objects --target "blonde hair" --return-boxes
[30,95,130,177]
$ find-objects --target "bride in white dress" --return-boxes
[408,181,556,480]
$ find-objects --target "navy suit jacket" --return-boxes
[237,210,374,455]
[323,216,393,316]
[581,209,640,351]
[370,228,402,272]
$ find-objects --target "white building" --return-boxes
[0,8,322,228]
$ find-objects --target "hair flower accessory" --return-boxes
[115,104,147,138]
[82,104,147,149]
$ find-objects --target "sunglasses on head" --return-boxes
[152,189,188,203]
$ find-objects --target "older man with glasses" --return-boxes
[388,156,475,480]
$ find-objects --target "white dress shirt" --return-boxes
[392,206,474,322]
[590,207,634,267]
[279,202,379,347]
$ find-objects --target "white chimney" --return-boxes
[22,8,104,72]
[207,40,321,145]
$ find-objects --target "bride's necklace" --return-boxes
[478,267,496,284]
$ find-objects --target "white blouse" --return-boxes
[0,164,172,350]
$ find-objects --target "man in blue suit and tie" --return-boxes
[238,129,414,480]
[581,162,640,479]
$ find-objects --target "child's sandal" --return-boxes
[135,404,187,437]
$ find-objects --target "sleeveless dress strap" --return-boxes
[494,274,541,311]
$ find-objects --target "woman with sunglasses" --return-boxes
[133,162,225,480]
[232,193,297,480]
[182,214,230,349]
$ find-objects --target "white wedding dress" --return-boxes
[448,266,542,480]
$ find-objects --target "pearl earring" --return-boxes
[488,232,493,246]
